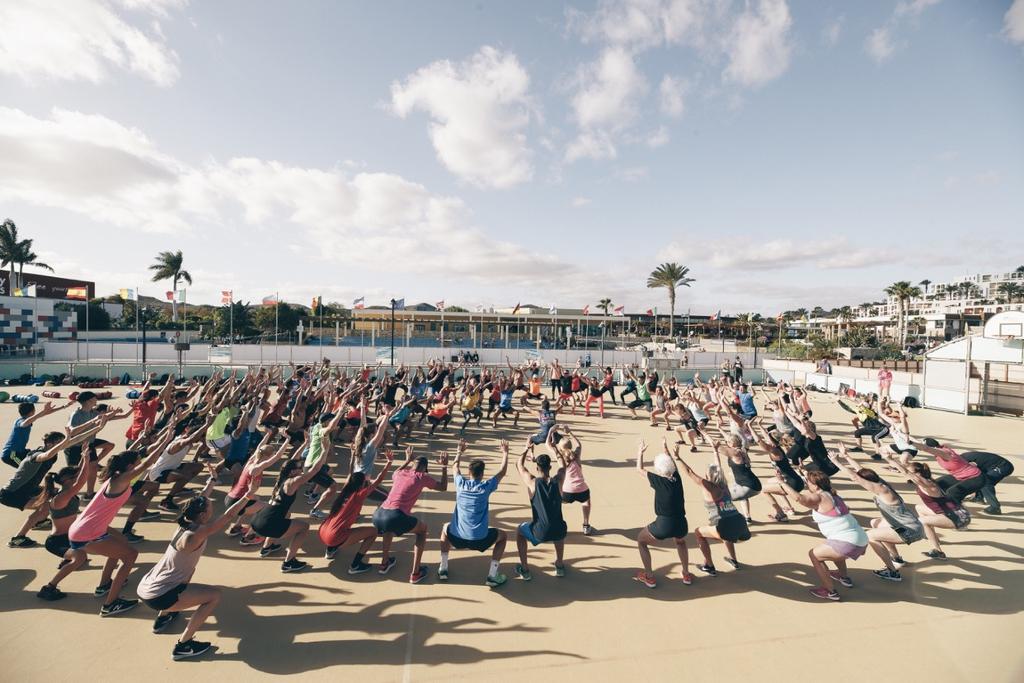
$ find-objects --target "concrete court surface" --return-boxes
[0,386,1021,682]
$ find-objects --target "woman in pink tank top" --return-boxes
[547,426,594,535]
[37,419,176,617]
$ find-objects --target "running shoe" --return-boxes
[348,561,372,575]
[486,572,508,588]
[123,531,145,544]
[93,580,112,597]
[697,563,718,576]
[873,568,902,582]
[924,549,947,560]
[689,446,698,453]
[100,598,140,617]
[138,511,161,522]
[158,499,180,513]
[378,557,397,575]
[153,612,180,633]
[172,639,212,661]
[225,526,244,538]
[632,570,657,589]
[437,568,449,581]
[554,565,566,578]
[281,558,309,573]
[309,509,327,521]
[32,518,52,531]
[8,535,37,548]
[324,546,338,560]
[828,571,854,588]
[809,587,841,601]
[723,557,740,570]
[582,524,595,536]
[892,555,908,567]
[680,572,694,586]
[409,566,428,584]
[239,534,266,547]
[772,511,789,523]
[514,564,532,581]
[259,543,283,557]
[984,505,1002,515]
[37,584,66,601]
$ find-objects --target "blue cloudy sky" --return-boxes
[1,0,1022,314]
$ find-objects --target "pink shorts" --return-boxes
[827,539,867,560]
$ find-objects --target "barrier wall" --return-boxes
[763,358,923,403]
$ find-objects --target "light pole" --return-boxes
[600,321,606,367]
[389,299,396,367]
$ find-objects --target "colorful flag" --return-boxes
[13,286,35,297]
[166,291,174,301]
[582,305,590,315]
[512,302,521,315]
[352,296,365,309]
[393,298,406,310]
[311,295,322,313]
[66,286,88,301]
[221,290,233,305]
[613,305,625,316]
[174,289,186,303]
[549,304,557,315]
[709,310,721,321]
[646,308,654,316]
[475,303,484,313]
[776,313,785,322]
[436,300,445,311]
[119,288,137,301]
[262,294,279,307]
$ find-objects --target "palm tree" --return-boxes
[598,298,613,316]
[0,219,22,291]
[884,281,922,346]
[919,279,931,295]
[837,306,855,338]
[15,240,54,283]
[646,263,694,337]
[149,250,193,322]
[998,282,1022,304]
[1015,265,1024,276]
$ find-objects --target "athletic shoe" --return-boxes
[437,568,449,581]
[632,570,657,589]
[172,639,212,661]
[971,493,984,503]
[554,565,566,578]
[225,526,244,538]
[772,511,789,522]
[828,571,854,588]
[486,572,508,588]
[348,561,372,575]
[924,549,947,560]
[697,563,717,576]
[723,557,740,570]
[984,505,1002,515]
[409,566,428,584]
[689,446,698,453]
[809,587,841,601]
[514,564,532,581]
[848,446,864,453]
[32,518,52,531]
[873,568,902,582]
[324,546,338,560]
[8,535,37,548]
[745,517,753,524]
[158,499,180,513]
[378,557,397,575]
[309,509,327,521]
[680,573,694,586]
[123,531,145,544]
[582,524,594,536]
[37,584,66,601]
[138,511,161,522]
[153,612,180,633]
[239,534,266,547]
[100,598,140,617]
[94,581,112,597]
[259,543,282,557]
[892,555,908,567]
[281,558,309,573]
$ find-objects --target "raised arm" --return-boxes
[635,439,648,477]
[494,439,510,482]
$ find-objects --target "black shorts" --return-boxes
[142,583,187,612]
[647,515,688,540]
[251,512,292,539]
[285,429,304,446]
[0,485,37,511]
[679,416,698,431]
[716,514,751,543]
[223,495,256,512]
[628,399,650,410]
[311,466,333,489]
[447,527,499,552]
[497,405,515,414]
[372,507,418,536]
[561,489,591,504]
[45,533,70,558]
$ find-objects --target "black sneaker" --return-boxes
[138,511,161,522]
[984,505,1002,515]
[259,543,283,558]
[924,549,947,560]
[123,531,145,544]
[100,597,140,617]
[348,561,372,575]
[153,612,180,633]
[8,535,37,548]
[282,558,309,573]
[873,568,902,582]
[697,563,718,576]
[172,639,212,661]
[32,518,53,531]
[324,546,338,560]
[37,584,66,601]
[158,499,180,512]
[94,581,112,597]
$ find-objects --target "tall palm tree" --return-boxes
[884,281,922,346]
[919,279,931,295]
[998,282,1022,304]
[646,263,694,337]
[837,306,855,337]
[598,298,613,316]
[1015,265,1024,276]
[0,219,22,291]
[149,250,193,322]
[15,240,54,283]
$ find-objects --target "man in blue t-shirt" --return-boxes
[2,401,66,468]
[737,385,758,420]
[439,438,509,587]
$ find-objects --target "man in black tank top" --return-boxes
[512,448,567,581]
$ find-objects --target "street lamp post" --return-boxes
[389,299,396,367]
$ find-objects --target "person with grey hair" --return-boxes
[632,439,692,589]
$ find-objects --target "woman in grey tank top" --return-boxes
[831,444,924,583]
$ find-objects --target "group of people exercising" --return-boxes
[0,357,1014,659]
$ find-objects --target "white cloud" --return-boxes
[865,0,941,64]
[0,107,580,292]
[723,0,793,87]
[616,166,649,182]
[1005,0,1024,44]
[571,196,592,207]
[658,237,898,271]
[565,46,647,161]
[390,46,534,189]
[659,74,686,116]
[866,26,896,63]
[822,15,844,46]
[0,0,184,86]
[645,125,670,147]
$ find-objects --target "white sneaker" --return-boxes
[310,509,327,521]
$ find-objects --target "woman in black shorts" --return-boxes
[751,424,804,522]
[137,476,258,660]
[671,440,751,575]
[633,439,693,589]
[250,441,318,572]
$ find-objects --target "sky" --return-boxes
[1,0,1022,316]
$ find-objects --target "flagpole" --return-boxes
[318,297,323,363]
[440,305,445,349]
[85,296,90,361]
[135,287,139,365]
[274,293,280,364]
[228,292,234,360]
